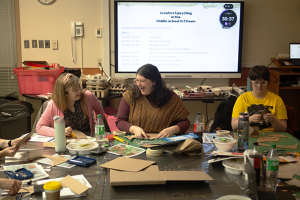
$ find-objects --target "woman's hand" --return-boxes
[129,126,148,139]
[0,147,18,157]
[0,178,22,195]
[263,113,275,123]
[249,114,262,124]
[65,127,72,136]
[156,126,180,139]
[11,137,30,149]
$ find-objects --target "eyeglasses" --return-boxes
[133,79,149,84]
[251,80,268,87]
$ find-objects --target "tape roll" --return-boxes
[216,130,230,136]
[146,147,164,156]
[113,131,126,136]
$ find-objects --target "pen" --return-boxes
[69,159,83,163]
[17,192,23,200]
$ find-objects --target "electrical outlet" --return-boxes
[39,40,44,48]
[32,40,37,48]
[97,58,102,69]
[52,40,58,50]
[24,40,29,48]
[45,40,50,48]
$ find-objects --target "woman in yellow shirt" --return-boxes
[231,65,287,132]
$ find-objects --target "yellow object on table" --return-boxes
[70,132,76,138]
[114,136,125,143]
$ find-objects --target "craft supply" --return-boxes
[67,156,96,167]
[43,181,61,200]
[70,132,76,138]
[4,168,34,180]
[216,130,230,136]
[113,131,126,136]
[146,147,164,156]
[114,136,125,143]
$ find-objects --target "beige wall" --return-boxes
[18,0,300,129]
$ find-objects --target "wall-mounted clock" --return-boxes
[38,0,56,5]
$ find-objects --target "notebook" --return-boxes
[245,157,295,200]
[289,43,300,65]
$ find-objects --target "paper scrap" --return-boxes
[100,157,155,172]
[265,134,289,138]
[285,178,300,187]
[43,142,55,148]
[60,175,89,195]
[278,161,300,179]
[42,155,68,167]
[256,136,280,143]
[258,143,298,150]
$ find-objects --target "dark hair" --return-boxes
[248,65,270,82]
[132,64,169,107]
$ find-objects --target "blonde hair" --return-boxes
[52,73,87,117]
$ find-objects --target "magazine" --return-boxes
[30,133,55,142]
[108,143,146,158]
[3,163,49,183]
[37,154,75,168]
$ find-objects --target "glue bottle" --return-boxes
[53,116,66,153]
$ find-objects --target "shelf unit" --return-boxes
[269,58,300,131]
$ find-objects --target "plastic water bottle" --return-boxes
[237,112,249,151]
[249,142,263,186]
[194,112,203,143]
[53,116,66,153]
[266,144,279,190]
[95,114,105,141]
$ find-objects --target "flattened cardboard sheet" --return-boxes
[42,155,68,167]
[15,132,34,149]
[110,165,166,186]
[100,157,155,172]
[256,136,280,143]
[110,165,214,186]
[43,142,55,148]
[66,130,87,139]
[60,175,89,195]
[160,171,214,181]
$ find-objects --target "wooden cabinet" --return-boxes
[269,58,300,131]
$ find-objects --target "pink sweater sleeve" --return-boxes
[36,100,62,137]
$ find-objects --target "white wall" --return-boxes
[19,0,103,70]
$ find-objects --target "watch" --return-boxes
[38,0,56,5]
[8,140,12,147]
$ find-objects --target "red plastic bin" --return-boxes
[13,67,64,95]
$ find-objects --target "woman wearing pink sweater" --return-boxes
[36,73,105,137]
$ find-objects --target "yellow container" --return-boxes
[43,181,61,191]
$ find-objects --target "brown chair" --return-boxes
[285,105,298,136]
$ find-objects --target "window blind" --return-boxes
[0,0,19,97]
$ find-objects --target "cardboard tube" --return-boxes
[216,130,230,136]
[146,148,164,156]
